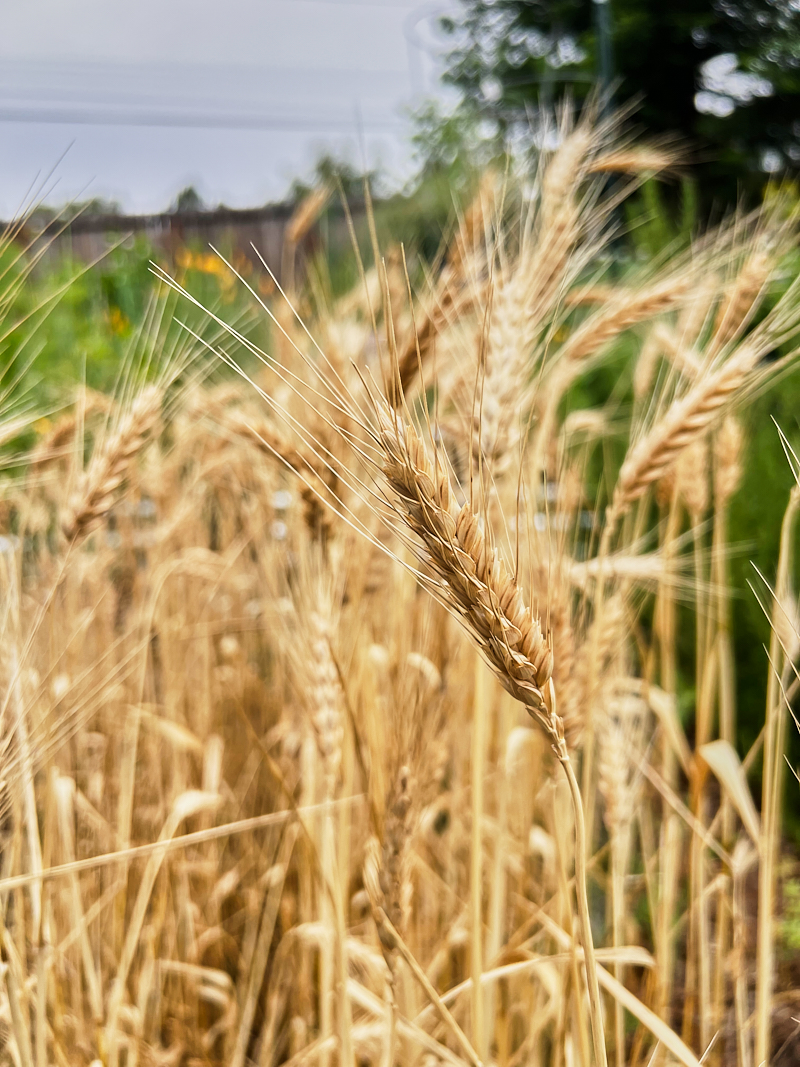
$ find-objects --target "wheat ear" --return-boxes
[222,406,315,475]
[677,437,709,523]
[282,182,330,291]
[714,414,743,508]
[711,246,773,351]
[376,403,555,725]
[559,276,691,365]
[304,594,351,1067]
[285,184,331,247]
[222,407,338,541]
[477,124,603,470]
[609,345,760,525]
[587,146,676,174]
[531,275,692,475]
[61,385,161,542]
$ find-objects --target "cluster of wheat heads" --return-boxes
[3,111,800,1067]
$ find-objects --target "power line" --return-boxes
[0,105,408,133]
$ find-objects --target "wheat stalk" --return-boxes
[394,174,494,400]
[755,485,800,1065]
[598,690,648,1067]
[372,398,608,1067]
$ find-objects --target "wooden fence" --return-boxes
[15,200,363,286]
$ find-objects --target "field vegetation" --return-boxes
[3,108,800,1067]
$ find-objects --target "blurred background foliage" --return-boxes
[440,0,800,208]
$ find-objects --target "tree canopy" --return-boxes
[440,0,800,206]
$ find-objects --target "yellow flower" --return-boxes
[107,306,130,336]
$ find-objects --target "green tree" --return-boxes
[171,186,206,213]
[440,0,800,206]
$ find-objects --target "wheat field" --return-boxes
[3,110,800,1067]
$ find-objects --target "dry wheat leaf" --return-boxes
[645,683,693,777]
[699,739,761,847]
[140,707,204,754]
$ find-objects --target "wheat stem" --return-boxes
[471,652,487,1060]
[755,485,800,1065]
[376,908,484,1067]
[559,744,608,1067]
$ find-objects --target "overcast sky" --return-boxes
[0,0,456,215]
